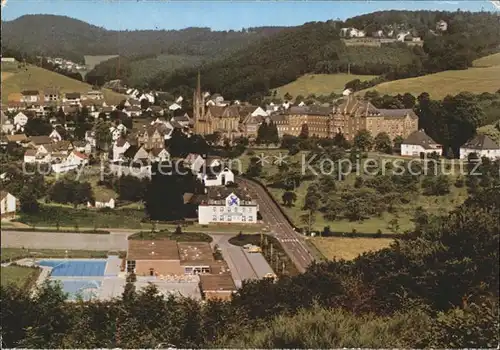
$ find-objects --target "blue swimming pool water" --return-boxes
[57,280,102,301]
[38,260,107,277]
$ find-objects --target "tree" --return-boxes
[333,133,350,149]
[93,120,112,152]
[246,156,263,178]
[284,92,293,101]
[140,98,150,110]
[114,175,149,202]
[24,118,52,136]
[374,132,392,154]
[393,135,404,153]
[282,191,297,207]
[299,124,309,139]
[48,179,94,208]
[323,200,343,221]
[401,93,416,108]
[19,190,39,214]
[353,130,373,152]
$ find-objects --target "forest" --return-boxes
[1,188,498,348]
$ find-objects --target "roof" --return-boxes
[65,92,81,99]
[43,88,59,95]
[177,242,214,264]
[6,134,28,142]
[462,134,499,150]
[24,149,37,156]
[199,274,236,292]
[72,150,88,159]
[284,106,331,116]
[115,137,129,147]
[207,105,240,118]
[21,90,39,96]
[30,135,53,145]
[51,140,72,152]
[126,106,141,112]
[127,240,180,260]
[150,147,168,157]
[376,109,417,118]
[0,191,15,201]
[403,130,440,149]
[199,187,256,206]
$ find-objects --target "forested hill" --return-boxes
[151,10,500,101]
[1,15,287,63]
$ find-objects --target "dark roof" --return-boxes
[150,147,167,157]
[21,90,39,96]
[126,106,141,112]
[123,145,140,159]
[65,92,81,99]
[203,187,255,204]
[403,130,440,149]
[172,115,190,122]
[199,274,236,292]
[462,134,499,150]
[30,135,52,145]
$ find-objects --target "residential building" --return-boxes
[197,187,258,225]
[436,20,448,32]
[149,148,170,162]
[138,124,168,149]
[5,134,28,145]
[112,137,131,162]
[340,27,366,38]
[197,167,235,187]
[44,88,60,103]
[199,274,236,301]
[87,194,116,209]
[401,129,442,157]
[52,150,88,173]
[1,191,18,219]
[85,90,104,100]
[20,90,40,104]
[64,92,81,105]
[13,112,28,129]
[72,140,92,154]
[2,115,14,134]
[459,134,500,160]
[29,135,53,147]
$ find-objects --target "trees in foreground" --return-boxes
[1,188,498,348]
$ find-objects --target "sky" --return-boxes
[1,1,496,31]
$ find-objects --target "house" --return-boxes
[64,92,81,105]
[72,140,92,154]
[436,20,448,32]
[396,31,410,42]
[13,112,28,129]
[1,111,14,134]
[52,150,89,173]
[110,124,127,141]
[85,90,104,100]
[123,106,142,118]
[29,135,53,147]
[401,130,442,157]
[148,105,164,116]
[184,154,222,174]
[139,93,155,103]
[112,137,131,162]
[129,145,150,162]
[6,134,28,145]
[1,191,18,219]
[44,88,60,103]
[20,90,40,104]
[197,167,235,187]
[168,102,182,111]
[87,193,116,209]
[171,114,191,128]
[149,148,170,162]
[1,57,16,63]
[460,134,500,160]
[85,130,96,147]
[23,149,38,163]
[197,187,258,225]
[175,96,183,103]
[340,27,366,38]
[138,124,168,149]
[199,274,236,301]
[49,126,67,142]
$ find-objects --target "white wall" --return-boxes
[198,204,257,225]
[197,169,234,187]
[460,148,500,160]
[401,144,443,157]
[1,193,17,215]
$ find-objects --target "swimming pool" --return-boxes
[38,259,107,277]
[58,280,102,301]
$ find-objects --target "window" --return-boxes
[220,215,224,221]
[220,207,223,212]
[248,216,253,221]
[228,215,232,221]
[126,260,136,273]
[242,216,246,222]
[213,207,217,212]
[212,215,217,221]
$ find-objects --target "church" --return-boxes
[192,73,240,139]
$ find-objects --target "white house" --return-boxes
[139,93,155,103]
[87,196,116,209]
[397,31,410,42]
[436,20,448,32]
[1,191,18,219]
[13,112,28,128]
[401,129,442,157]
[24,148,51,164]
[149,148,170,162]
[112,138,131,162]
[185,154,222,174]
[2,119,14,134]
[52,151,89,173]
[460,135,500,160]
[168,103,182,111]
[175,96,183,103]
[197,167,234,187]
[251,106,268,117]
[340,27,366,38]
[86,90,104,100]
[72,141,92,154]
[20,90,40,104]
[85,130,97,147]
[63,92,81,105]
[49,128,63,142]
[110,124,127,141]
[198,188,258,225]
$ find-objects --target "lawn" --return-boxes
[357,65,500,100]
[1,265,41,288]
[18,205,146,229]
[274,73,377,99]
[310,237,393,261]
[472,52,500,68]
[128,230,213,242]
[0,248,115,262]
[1,64,126,104]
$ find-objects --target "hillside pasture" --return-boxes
[358,65,500,99]
[274,73,377,99]
[472,52,500,68]
[311,237,393,261]
[1,64,126,104]
[84,55,119,71]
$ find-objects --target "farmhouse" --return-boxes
[460,134,500,160]
[401,129,442,157]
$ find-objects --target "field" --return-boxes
[1,265,40,288]
[472,52,500,68]
[310,237,393,260]
[274,73,377,99]
[1,64,126,104]
[358,65,500,99]
[84,55,119,71]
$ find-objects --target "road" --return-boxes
[236,177,315,273]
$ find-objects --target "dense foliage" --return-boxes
[1,188,498,348]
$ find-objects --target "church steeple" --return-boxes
[193,71,205,133]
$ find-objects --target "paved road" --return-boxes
[236,176,315,273]
[1,231,128,251]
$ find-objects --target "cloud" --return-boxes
[433,1,459,4]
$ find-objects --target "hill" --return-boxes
[357,65,500,99]
[274,73,377,99]
[1,15,286,63]
[151,10,500,100]
[1,64,126,104]
[473,52,500,68]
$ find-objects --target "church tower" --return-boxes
[193,71,205,134]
